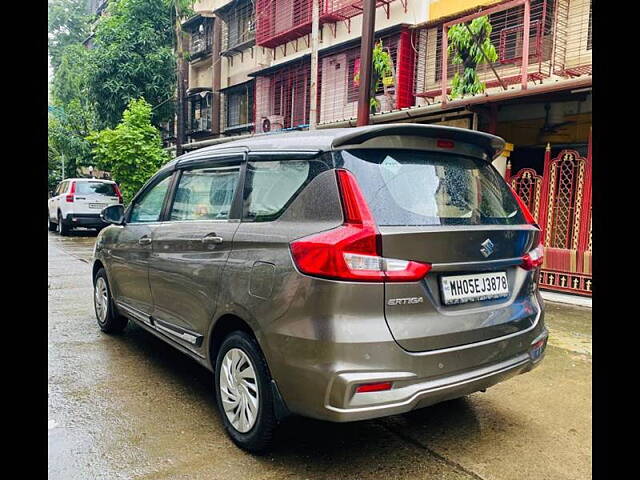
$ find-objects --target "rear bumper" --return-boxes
[266,299,547,423]
[64,213,106,228]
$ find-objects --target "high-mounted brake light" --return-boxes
[114,183,123,204]
[436,139,455,149]
[521,244,544,271]
[65,181,76,203]
[289,169,431,282]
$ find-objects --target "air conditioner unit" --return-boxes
[261,115,284,133]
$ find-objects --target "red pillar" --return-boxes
[538,143,553,242]
[396,28,416,109]
[577,128,593,252]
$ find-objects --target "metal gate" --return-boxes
[507,134,592,296]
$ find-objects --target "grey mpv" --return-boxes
[93,124,547,452]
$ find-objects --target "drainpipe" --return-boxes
[211,16,222,136]
[357,0,376,126]
[309,0,320,129]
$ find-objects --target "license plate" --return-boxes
[441,272,509,305]
[89,203,106,209]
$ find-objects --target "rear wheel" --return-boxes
[93,268,128,333]
[215,331,277,453]
[57,213,70,236]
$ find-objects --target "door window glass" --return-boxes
[243,160,327,222]
[129,175,172,223]
[170,165,241,221]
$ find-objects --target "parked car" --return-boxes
[48,178,122,235]
[92,124,548,452]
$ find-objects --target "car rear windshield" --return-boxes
[339,149,526,226]
[76,182,117,196]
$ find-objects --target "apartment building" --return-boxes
[174,0,592,297]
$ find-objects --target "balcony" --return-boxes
[186,90,212,135]
[255,0,400,49]
[218,0,256,57]
[183,16,213,61]
[413,0,592,106]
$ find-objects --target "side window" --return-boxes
[57,182,67,195]
[243,159,328,222]
[170,164,241,221]
[129,175,172,223]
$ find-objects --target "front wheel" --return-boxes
[48,213,57,232]
[215,331,277,453]
[93,268,128,334]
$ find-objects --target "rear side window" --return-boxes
[76,182,117,196]
[339,149,525,226]
[242,159,329,222]
[170,164,241,221]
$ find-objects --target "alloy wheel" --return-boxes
[219,348,260,433]
[94,277,109,323]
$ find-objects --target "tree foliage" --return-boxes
[48,0,91,71]
[88,98,170,204]
[353,40,394,112]
[447,16,498,98]
[49,44,97,179]
[88,0,179,128]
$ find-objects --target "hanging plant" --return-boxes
[447,16,498,98]
[353,40,394,113]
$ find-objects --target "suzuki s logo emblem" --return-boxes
[480,239,495,258]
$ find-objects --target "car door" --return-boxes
[148,157,243,353]
[107,172,174,320]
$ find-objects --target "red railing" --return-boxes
[413,0,592,105]
[255,0,400,48]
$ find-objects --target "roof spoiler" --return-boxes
[330,124,506,160]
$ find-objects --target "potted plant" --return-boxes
[354,40,394,113]
[447,16,498,98]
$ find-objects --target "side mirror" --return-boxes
[101,204,125,225]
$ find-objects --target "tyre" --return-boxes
[57,212,71,236]
[215,331,277,453]
[93,268,128,334]
[48,213,57,232]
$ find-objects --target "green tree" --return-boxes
[88,0,182,128]
[49,44,97,179]
[48,0,91,71]
[88,98,170,204]
[447,16,498,98]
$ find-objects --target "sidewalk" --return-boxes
[541,290,592,308]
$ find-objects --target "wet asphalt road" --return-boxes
[48,230,592,480]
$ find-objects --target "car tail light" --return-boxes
[355,382,392,393]
[509,186,537,225]
[65,181,76,203]
[114,184,123,204]
[289,169,431,282]
[522,244,544,271]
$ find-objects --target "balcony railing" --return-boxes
[190,30,212,59]
[413,0,592,106]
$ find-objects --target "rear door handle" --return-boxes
[202,234,223,244]
[138,236,152,246]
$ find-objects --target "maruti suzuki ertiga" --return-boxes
[92,124,548,452]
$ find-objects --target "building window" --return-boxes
[223,0,255,51]
[189,20,213,59]
[225,82,255,132]
[187,91,212,134]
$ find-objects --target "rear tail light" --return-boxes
[522,244,544,270]
[355,382,392,393]
[114,184,123,204]
[65,181,76,203]
[289,169,431,282]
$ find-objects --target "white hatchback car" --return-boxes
[48,178,122,235]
